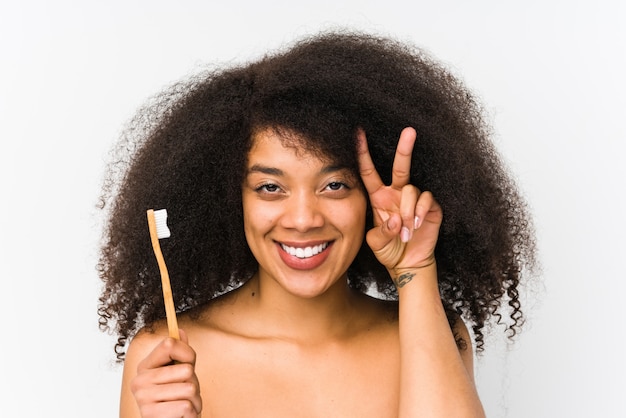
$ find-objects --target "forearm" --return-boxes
[395,263,485,418]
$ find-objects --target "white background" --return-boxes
[1,1,624,416]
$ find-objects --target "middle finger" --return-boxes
[390,127,417,189]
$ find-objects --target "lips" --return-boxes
[276,241,333,270]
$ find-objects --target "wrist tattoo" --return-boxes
[394,272,415,288]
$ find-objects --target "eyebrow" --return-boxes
[246,163,347,176]
[247,164,283,176]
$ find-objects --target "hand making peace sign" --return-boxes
[357,127,443,277]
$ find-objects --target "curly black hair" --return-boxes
[97,30,537,361]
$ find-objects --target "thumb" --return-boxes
[367,213,406,269]
[366,212,401,252]
[366,213,407,270]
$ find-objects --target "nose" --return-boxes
[280,191,325,232]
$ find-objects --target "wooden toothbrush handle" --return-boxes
[147,209,180,339]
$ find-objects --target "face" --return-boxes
[242,128,367,299]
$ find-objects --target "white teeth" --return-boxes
[281,242,329,259]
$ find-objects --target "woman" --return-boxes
[97,31,536,417]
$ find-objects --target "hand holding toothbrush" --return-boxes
[125,329,202,418]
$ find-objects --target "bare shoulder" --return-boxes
[129,320,168,343]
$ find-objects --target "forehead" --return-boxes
[247,127,334,165]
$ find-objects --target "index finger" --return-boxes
[140,336,197,371]
[356,128,384,195]
[390,127,417,189]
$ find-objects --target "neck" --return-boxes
[242,273,360,343]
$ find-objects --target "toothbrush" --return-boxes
[146,208,180,340]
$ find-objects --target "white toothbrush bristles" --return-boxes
[153,209,171,239]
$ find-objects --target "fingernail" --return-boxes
[413,216,420,230]
[401,226,410,242]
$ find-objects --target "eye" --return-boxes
[255,183,281,194]
[323,180,355,198]
[326,181,348,191]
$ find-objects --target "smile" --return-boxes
[280,242,330,259]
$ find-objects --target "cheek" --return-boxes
[242,199,278,237]
[336,194,367,235]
